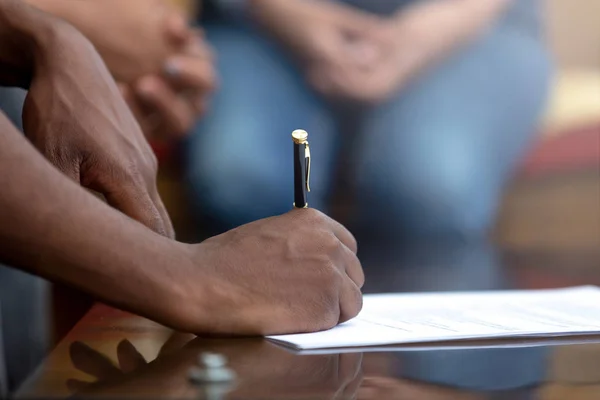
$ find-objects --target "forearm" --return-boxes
[393,0,511,79]
[0,113,190,328]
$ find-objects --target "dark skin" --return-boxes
[66,336,363,399]
[65,336,486,400]
[0,0,363,335]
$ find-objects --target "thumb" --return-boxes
[117,340,147,374]
[335,6,381,33]
[164,11,191,45]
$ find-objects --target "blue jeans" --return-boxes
[186,1,552,238]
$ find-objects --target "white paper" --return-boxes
[267,286,600,351]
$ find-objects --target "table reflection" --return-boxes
[61,334,600,400]
[359,240,514,294]
[65,335,363,399]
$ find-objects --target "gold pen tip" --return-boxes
[291,129,308,144]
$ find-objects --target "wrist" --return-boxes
[163,242,218,333]
[112,238,207,333]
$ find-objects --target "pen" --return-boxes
[292,129,310,209]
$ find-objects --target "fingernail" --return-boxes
[166,13,189,41]
[136,77,156,99]
[164,59,181,77]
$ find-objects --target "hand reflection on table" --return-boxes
[67,333,198,398]
[63,333,544,400]
[65,334,362,399]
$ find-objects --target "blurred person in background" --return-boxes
[187,0,552,241]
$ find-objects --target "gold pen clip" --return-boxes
[305,142,311,192]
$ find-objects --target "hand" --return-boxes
[252,0,382,100]
[22,23,174,238]
[318,19,407,103]
[32,0,187,82]
[67,336,363,399]
[176,208,364,335]
[121,29,217,140]
[25,0,217,139]
[66,336,198,398]
[319,0,515,103]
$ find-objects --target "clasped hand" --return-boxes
[56,0,216,139]
[256,0,409,104]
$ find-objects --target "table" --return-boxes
[16,242,600,399]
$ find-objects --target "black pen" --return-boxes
[292,129,310,209]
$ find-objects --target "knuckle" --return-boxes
[318,230,340,250]
[346,232,358,253]
[351,287,363,315]
[302,207,326,223]
[324,310,339,330]
[306,289,339,331]
[320,263,343,287]
[122,161,144,184]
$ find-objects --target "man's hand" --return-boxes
[0,0,361,337]
[121,28,217,140]
[251,0,382,100]
[21,22,174,238]
[25,0,217,139]
[27,0,183,82]
[66,337,362,399]
[177,208,364,335]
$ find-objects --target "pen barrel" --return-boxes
[293,141,307,208]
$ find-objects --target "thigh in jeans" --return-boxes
[353,22,553,239]
[185,24,339,231]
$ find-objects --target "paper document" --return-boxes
[267,286,600,351]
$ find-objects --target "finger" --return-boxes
[291,208,358,254]
[342,371,365,400]
[150,187,176,239]
[333,5,382,33]
[136,75,196,137]
[117,339,147,374]
[326,216,358,254]
[338,277,363,324]
[336,353,364,400]
[163,11,191,46]
[339,243,365,288]
[164,55,217,93]
[97,176,169,237]
[66,379,91,394]
[158,333,196,356]
[184,30,214,59]
[69,341,122,380]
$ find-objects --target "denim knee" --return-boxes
[357,149,501,239]
[188,171,291,230]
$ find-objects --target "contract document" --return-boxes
[267,286,600,351]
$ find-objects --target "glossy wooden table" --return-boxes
[16,242,600,399]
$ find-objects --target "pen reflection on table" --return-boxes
[292,129,310,209]
[65,335,362,400]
